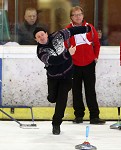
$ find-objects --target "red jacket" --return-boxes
[65,20,100,66]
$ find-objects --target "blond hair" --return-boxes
[70,6,84,17]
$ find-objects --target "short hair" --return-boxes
[24,7,37,15]
[33,27,47,38]
[70,6,84,17]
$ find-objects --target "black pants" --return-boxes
[72,61,100,119]
[47,78,72,126]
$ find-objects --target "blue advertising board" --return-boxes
[0,58,2,105]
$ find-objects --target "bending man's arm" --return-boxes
[68,25,91,36]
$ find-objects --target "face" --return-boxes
[97,30,102,39]
[24,10,37,25]
[71,9,84,26]
[35,31,48,44]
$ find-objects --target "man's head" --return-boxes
[24,8,37,25]
[33,27,48,44]
[70,6,84,26]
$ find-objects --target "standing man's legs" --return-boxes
[72,62,105,124]
[83,61,105,124]
[83,61,99,119]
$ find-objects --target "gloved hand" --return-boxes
[86,25,91,32]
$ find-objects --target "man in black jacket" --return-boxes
[33,25,91,135]
[18,8,45,45]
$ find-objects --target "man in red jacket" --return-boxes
[65,6,106,124]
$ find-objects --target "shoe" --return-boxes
[73,117,83,124]
[52,125,60,135]
[90,118,106,125]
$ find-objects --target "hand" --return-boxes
[95,58,98,63]
[86,25,91,32]
[68,45,76,55]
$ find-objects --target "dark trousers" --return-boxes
[47,78,72,126]
[72,61,100,119]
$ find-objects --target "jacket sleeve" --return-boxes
[59,26,90,41]
[17,25,22,44]
[37,46,71,66]
[91,25,100,59]
[68,26,91,36]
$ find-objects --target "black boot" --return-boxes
[90,118,106,125]
[73,117,83,124]
[52,125,60,135]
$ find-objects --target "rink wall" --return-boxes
[0,45,121,120]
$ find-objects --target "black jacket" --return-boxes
[37,26,89,79]
[18,21,46,45]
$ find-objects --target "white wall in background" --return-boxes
[0,46,121,107]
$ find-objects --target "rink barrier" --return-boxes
[0,45,121,120]
[0,107,120,120]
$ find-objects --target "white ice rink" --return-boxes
[0,121,121,150]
